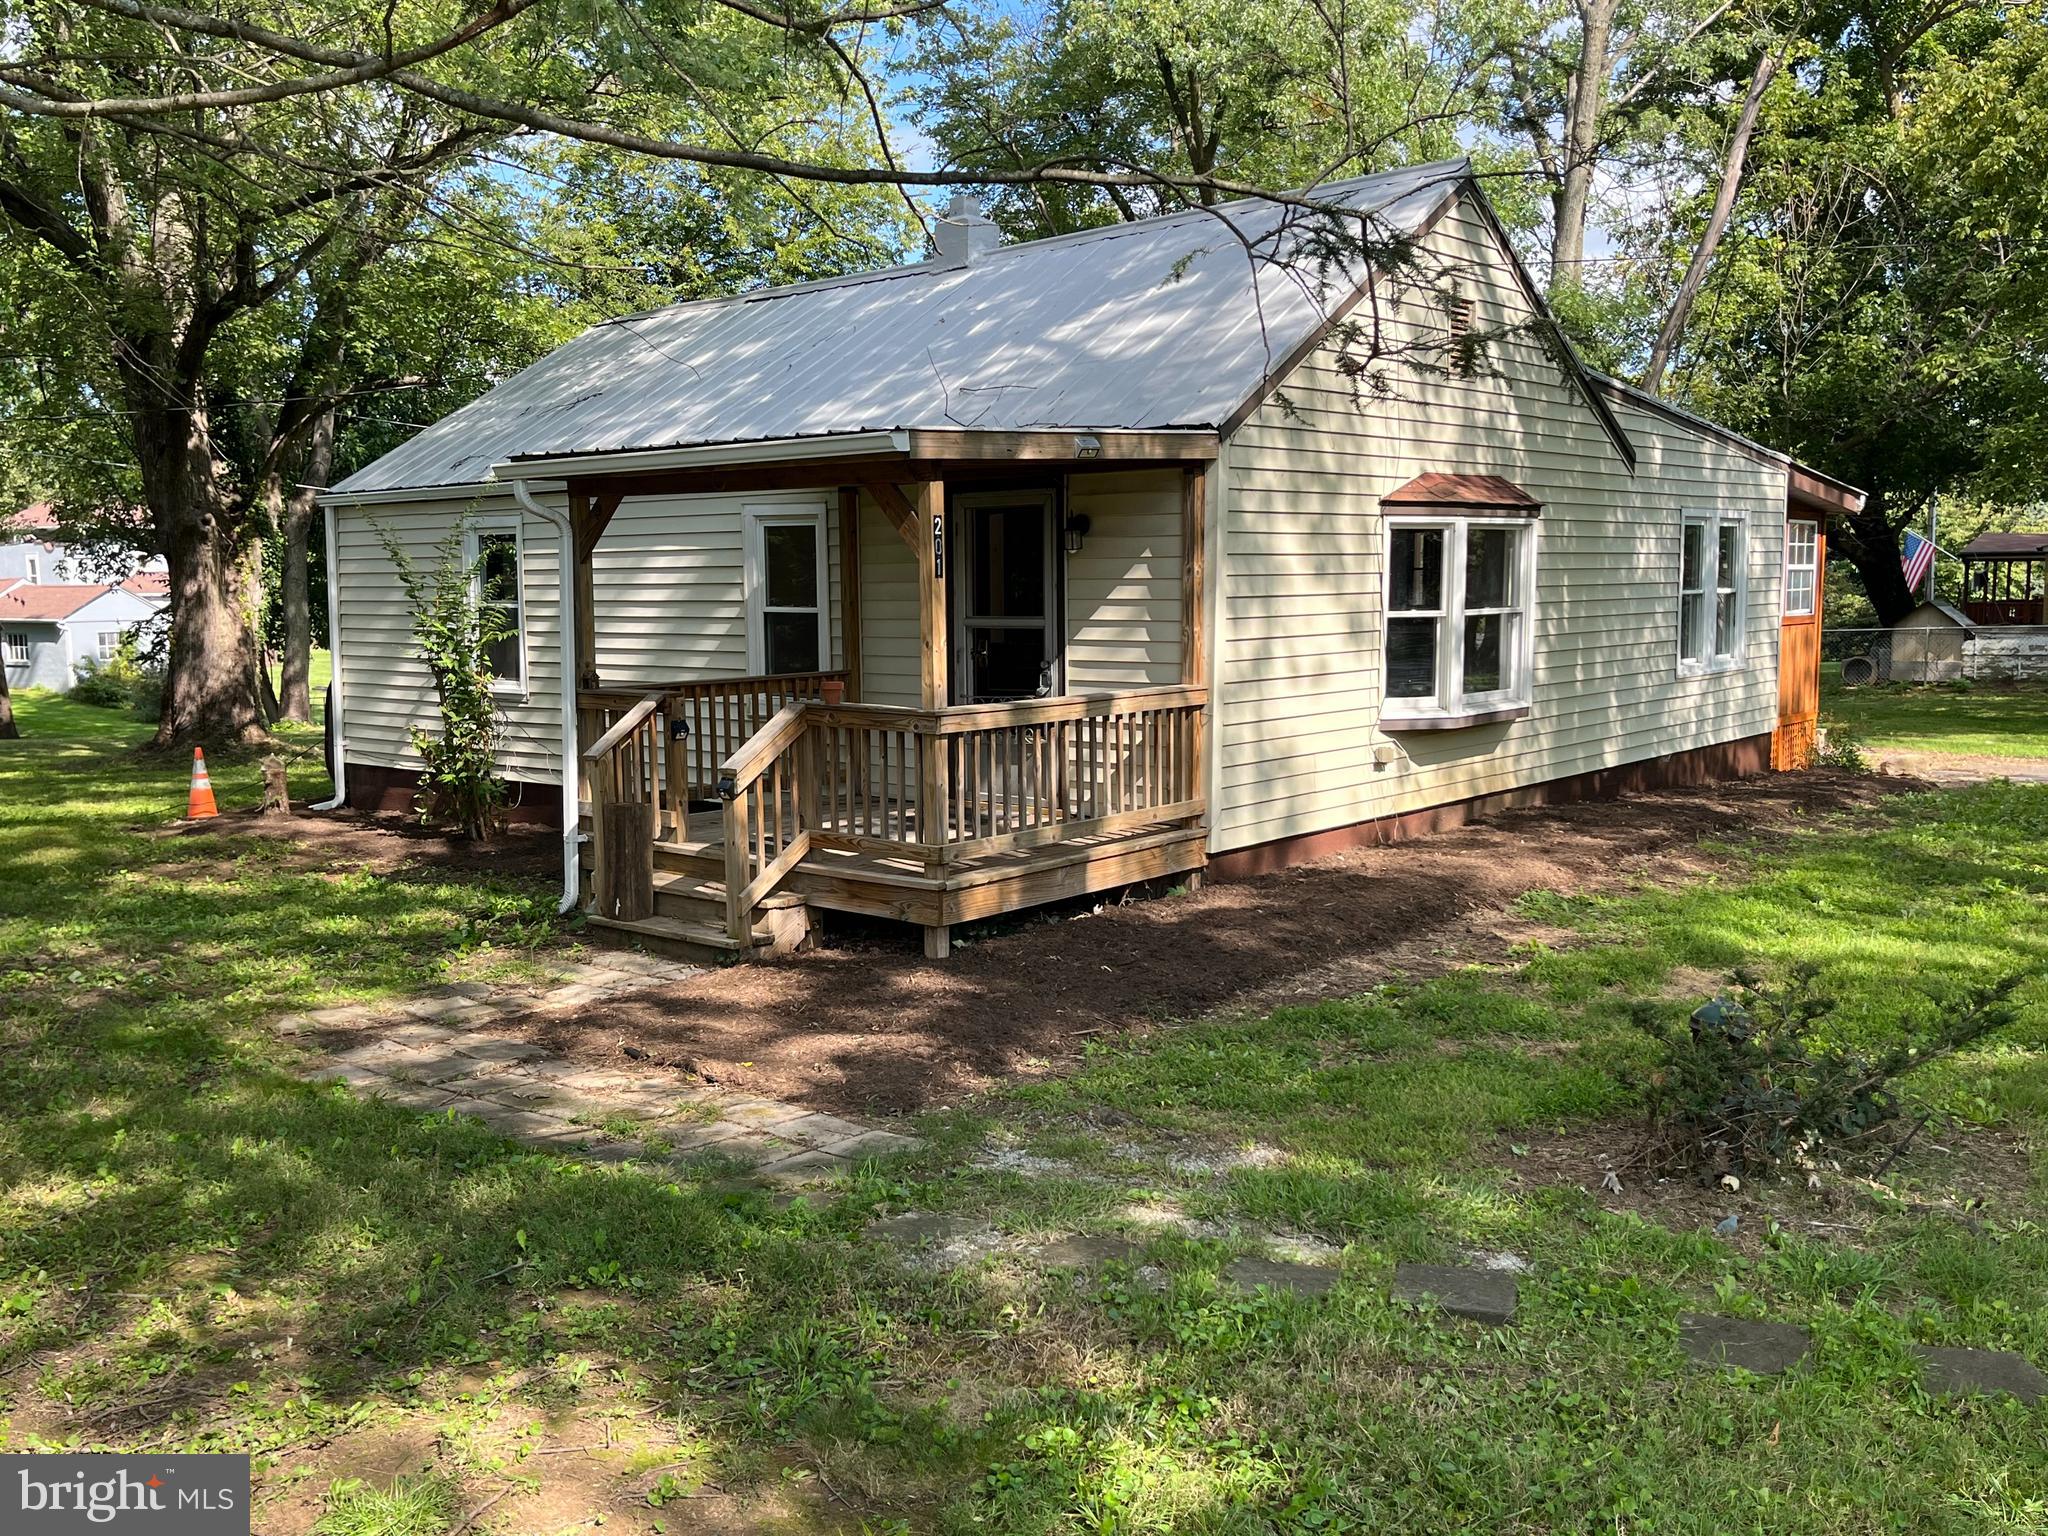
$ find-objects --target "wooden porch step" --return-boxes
[584,912,771,964]
[652,870,807,912]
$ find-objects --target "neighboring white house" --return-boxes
[0,580,164,692]
[320,158,1864,958]
[2,502,168,589]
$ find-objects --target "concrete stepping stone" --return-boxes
[1392,1263,1517,1325]
[755,1147,853,1183]
[1224,1256,1339,1298]
[446,1034,546,1065]
[1039,1234,1146,1270]
[1679,1314,1810,1375]
[829,1129,919,1159]
[867,1212,977,1247]
[375,1046,504,1085]
[1915,1345,2046,1405]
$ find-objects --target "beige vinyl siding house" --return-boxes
[322,159,1860,955]
[1209,198,1787,857]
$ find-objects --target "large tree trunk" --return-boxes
[0,660,18,740]
[277,406,335,723]
[1551,0,1618,293]
[1643,50,1779,393]
[1839,488,1918,626]
[135,382,269,748]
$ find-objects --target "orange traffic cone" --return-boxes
[186,747,219,820]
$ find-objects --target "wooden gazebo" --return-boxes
[1960,532,2048,626]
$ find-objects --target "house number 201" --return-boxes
[932,514,945,580]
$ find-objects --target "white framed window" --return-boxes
[3,631,27,664]
[1680,512,1747,671]
[93,630,121,662]
[465,518,526,693]
[1383,516,1538,723]
[23,552,38,584]
[744,504,828,676]
[1785,519,1819,617]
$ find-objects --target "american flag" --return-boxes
[1901,530,1935,593]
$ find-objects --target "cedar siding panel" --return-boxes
[1210,198,1785,854]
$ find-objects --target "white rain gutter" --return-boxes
[509,479,583,916]
[309,502,348,812]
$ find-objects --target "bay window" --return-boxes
[1384,516,1536,726]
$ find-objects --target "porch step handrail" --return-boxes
[581,689,665,921]
[716,700,814,942]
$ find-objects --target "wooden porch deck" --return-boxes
[582,803,1205,928]
[577,677,1209,957]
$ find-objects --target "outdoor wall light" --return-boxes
[1073,434,1102,458]
[1064,513,1092,554]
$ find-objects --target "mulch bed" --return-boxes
[473,770,1909,1119]
[154,806,562,881]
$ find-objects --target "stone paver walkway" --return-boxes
[282,953,916,1183]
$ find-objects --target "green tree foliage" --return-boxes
[0,0,911,745]
[909,0,1488,240]
[1623,2,2048,621]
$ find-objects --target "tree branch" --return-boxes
[0,0,545,118]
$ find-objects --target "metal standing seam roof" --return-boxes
[331,159,1472,496]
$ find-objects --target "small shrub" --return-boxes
[127,662,166,722]
[377,518,510,840]
[1631,965,2022,1177]
[69,651,142,708]
[1812,724,1867,773]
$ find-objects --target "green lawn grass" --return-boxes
[2,697,2045,1533]
[1823,677,2048,759]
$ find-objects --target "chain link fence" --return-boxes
[1824,625,2048,685]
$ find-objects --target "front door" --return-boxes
[953,490,1059,703]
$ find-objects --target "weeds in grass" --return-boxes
[313,1473,456,1536]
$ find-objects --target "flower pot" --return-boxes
[820,679,846,706]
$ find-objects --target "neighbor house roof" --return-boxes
[333,160,1481,497]
[0,582,114,621]
[5,502,58,532]
[122,571,170,597]
[1960,531,2048,558]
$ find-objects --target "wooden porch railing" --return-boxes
[714,685,1208,939]
[718,703,814,940]
[581,691,664,921]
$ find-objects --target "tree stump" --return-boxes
[260,755,292,818]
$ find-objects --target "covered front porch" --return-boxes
[559,431,1214,958]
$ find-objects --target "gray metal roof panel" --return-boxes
[334,161,1467,494]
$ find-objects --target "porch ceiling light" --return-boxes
[1074,434,1102,459]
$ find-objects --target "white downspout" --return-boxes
[310,501,348,812]
[511,480,583,916]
